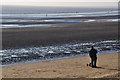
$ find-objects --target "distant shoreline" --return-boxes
[1,15,118,28]
[2,15,118,20]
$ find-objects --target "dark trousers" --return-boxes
[91,57,97,67]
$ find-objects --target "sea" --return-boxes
[0,6,120,65]
[1,5,119,28]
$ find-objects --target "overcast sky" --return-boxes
[1,0,119,7]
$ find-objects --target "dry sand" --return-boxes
[2,52,119,78]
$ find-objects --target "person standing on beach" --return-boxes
[89,46,97,68]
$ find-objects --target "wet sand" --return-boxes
[2,22,118,49]
[2,52,119,78]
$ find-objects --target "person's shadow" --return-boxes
[95,66,120,71]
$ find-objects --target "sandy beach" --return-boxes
[2,22,118,49]
[2,52,119,78]
[2,21,119,79]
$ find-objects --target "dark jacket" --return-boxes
[89,48,97,58]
